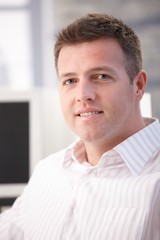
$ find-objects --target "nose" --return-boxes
[75,81,95,102]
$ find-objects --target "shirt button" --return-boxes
[92,170,97,176]
[73,208,78,215]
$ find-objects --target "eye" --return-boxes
[64,79,75,85]
[98,74,110,80]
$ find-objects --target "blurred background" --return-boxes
[0,0,160,152]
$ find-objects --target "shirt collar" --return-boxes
[115,118,160,176]
[63,118,160,176]
[63,143,75,168]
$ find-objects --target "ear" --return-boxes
[134,70,147,101]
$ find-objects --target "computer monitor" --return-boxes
[0,89,42,198]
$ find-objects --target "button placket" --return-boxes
[73,207,78,215]
[92,169,97,176]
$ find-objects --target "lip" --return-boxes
[76,108,103,117]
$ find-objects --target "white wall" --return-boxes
[140,93,152,117]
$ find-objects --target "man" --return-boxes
[0,13,160,240]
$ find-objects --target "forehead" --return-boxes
[57,38,126,75]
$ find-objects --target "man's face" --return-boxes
[57,38,144,147]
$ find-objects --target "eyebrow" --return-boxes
[87,66,118,76]
[59,66,118,79]
[59,72,76,79]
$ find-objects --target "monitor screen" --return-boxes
[0,89,42,198]
[0,102,29,184]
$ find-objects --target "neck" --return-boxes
[84,141,115,166]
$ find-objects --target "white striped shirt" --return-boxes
[0,117,160,240]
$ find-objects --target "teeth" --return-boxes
[80,111,99,117]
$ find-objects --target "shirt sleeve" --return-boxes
[0,159,46,240]
[0,160,44,240]
[0,195,25,240]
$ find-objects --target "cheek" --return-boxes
[103,92,130,116]
[59,94,67,114]
[59,97,73,122]
[60,100,67,116]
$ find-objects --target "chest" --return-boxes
[25,169,160,240]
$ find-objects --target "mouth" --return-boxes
[77,111,103,117]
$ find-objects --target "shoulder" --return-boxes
[25,148,68,191]
[33,148,67,173]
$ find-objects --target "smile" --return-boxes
[79,111,103,117]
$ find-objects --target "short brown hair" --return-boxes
[54,13,142,82]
